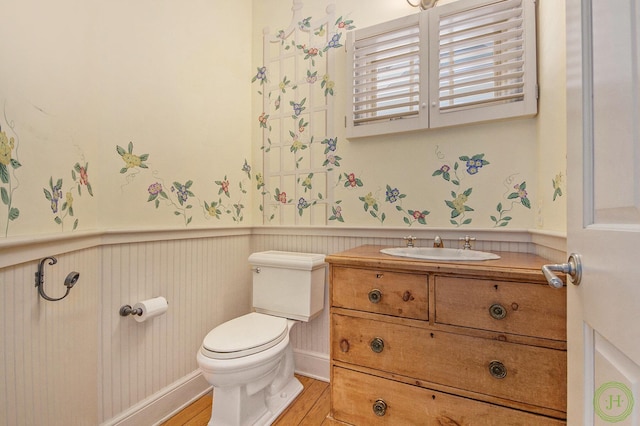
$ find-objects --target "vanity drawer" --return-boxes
[331,267,428,320]
[331,367,566,425]
[332,314,566,412]
[435,276,566,341]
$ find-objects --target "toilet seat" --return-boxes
[201,312,288,360]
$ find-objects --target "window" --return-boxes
[346,14,429,138]
[346,0,537,138]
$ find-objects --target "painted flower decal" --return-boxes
[290,137,307,154]
[256,173,265,191]
[298,17,311,30]
[278,76,291,93]
[335,16,355,30]
[329,204,344,222]
[359,192,385,223]
[147,182,167,208]
[0,128,15,166]
[323,153,341,169]
[322,137,337,153]
[204,200,221,219]
[216,176,231,197]
[43,176,79,230]
[275,188,288,204]
[252,66,267,85]
[64,192,74,212]
[297,197,309,213]
[446,188,474,226]
[242,159,252,179]
[406,209,430,226]
[509,182,531,208]
[290,98,306,117]
[306,70,318,84]
[116,142,149,173]
[385,185,404,203]
[492,180,531,227]
[73,162,93,196]
[461,154,489,175]
[553,173,563,201]
[301,173,313,192]
[324,33,343,51]
[343,173,363,188]
[258,112,269,128]
[321,74,335,96]
[171,180,194,206]
[433,164,451,181]
[45,178,63,214]
[1,125,22,231]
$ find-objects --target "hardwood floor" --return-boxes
[162,374,341,426]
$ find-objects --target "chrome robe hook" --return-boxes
[35,256,80,302]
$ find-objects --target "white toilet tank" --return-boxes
[249,251,327,322]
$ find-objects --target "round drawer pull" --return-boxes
[370,337,385,353]
[372,399,387,416]
[339,339,350,353]
[489,303,507,320]
[368,289,382,304]
[489,360,507,379]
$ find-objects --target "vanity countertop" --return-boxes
[325,245,559,284]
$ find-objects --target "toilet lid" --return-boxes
[201,312,288,360]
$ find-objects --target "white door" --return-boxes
[566,0,640,424]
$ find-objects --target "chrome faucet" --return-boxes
[459,235,476,250]
[403,235,417,247]
[433,235,443,248]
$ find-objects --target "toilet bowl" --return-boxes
[196,251,326,426]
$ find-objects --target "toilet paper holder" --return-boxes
[119,304,143,317]
[119,297,169,321]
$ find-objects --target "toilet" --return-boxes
[196,251,327,426]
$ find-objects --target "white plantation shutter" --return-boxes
[347,14,429,138]
[345,0,537,138]
[429,0,537,127]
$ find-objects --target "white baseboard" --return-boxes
[293,349,330,382]
[101,370,211,426]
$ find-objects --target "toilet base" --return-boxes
[256,376,303,425]
[207,376,303,426]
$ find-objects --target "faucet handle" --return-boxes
[433,235,443,248]
[459,235,476,249]
[403,235,417,247]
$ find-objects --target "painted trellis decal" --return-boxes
[254,1,353,225]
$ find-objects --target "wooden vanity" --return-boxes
[326,245,567,425]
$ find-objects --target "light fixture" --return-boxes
[406,0,438,10]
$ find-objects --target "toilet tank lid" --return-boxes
[249,251,326,270]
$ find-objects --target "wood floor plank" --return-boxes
[163,393,212,426]
[273,380,328,425]
[299,385,331,426]
[183,408,212,426]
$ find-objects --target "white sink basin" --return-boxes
[380,247,500,261]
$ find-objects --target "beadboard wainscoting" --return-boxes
[0,227,565,426]
[99,235,253,425]
[0,247,101,426]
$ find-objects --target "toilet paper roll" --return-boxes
[133,296,168,322]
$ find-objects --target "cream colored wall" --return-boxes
[0,0,252,237]
[251,0,567,233]
[535,0,567,232]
